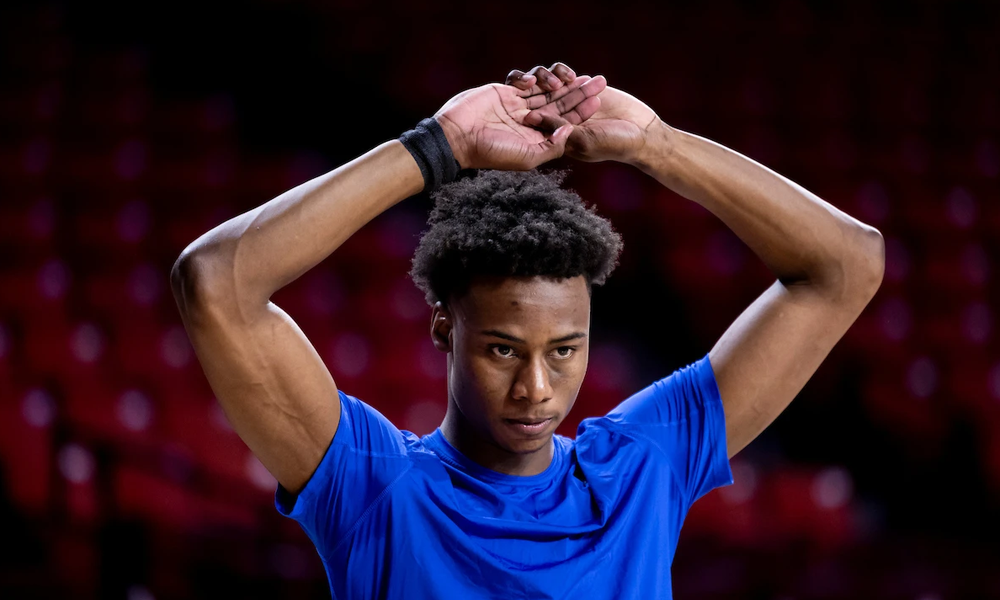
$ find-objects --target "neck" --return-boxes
[439,405,554,476]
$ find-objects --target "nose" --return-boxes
[512,357,553,404]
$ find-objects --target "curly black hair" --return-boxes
[410,169,623,305]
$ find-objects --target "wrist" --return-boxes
[434,114,469,170]
[399,117,462,192]
[630,119,676,173]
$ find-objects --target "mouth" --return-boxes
[502,417,554,436]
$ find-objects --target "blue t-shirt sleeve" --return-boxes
[605,354,734,507]
[274,390,412,557]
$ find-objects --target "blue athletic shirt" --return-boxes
[276,354,733,599]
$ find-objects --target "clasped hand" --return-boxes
[434,62,660,171]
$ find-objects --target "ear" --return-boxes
[430,301,453,352]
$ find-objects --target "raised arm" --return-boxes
[634,120,884,459]
[171,76,607,493]
[507,67,884,459]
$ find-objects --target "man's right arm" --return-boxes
[171,141,424,494]
[170,74,607,495]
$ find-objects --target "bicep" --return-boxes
[709,280,867,459]
[180,299,340,494]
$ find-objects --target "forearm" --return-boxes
[634,121,884,297]
[174,140,423,312]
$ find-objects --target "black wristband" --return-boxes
[399,117,461,192]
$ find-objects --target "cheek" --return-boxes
[556,352,588,379]
[471,358,513,400]
[556,358,588,398]
[454,355,511,412]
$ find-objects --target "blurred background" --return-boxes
[1,0,998,598]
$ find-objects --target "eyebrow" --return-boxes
[481,330,588,345]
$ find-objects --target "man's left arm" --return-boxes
[632,123,884,459]
[505,67,885,460]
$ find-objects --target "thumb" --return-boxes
[528,124,574,167]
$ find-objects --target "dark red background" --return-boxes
[1,1,998,598]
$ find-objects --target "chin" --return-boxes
[496,429,554,455]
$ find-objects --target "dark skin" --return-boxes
[173,60,883,492]
[432,276,591,476]
[506,62,884,462]
[172,69,606,492]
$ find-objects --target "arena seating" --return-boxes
[2,1,999,597]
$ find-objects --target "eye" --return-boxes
[553,346,576,359]
[491,345,517,359]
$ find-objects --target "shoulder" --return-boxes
[573,416,665,464]
[571,353,724,463]
[569,417,684,508]
[334,390,430,458]
[604,354,719,426]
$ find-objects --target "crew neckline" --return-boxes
[423,428,566,487]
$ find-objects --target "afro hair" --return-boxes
[409,169,623,305]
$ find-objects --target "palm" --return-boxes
[503,65,659,165]
[436,85,552,170]
[567,86,658,163]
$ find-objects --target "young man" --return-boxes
[171,62,884,598]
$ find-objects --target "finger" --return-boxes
[526,65,562,91]
[559,95,601,126]
[523,75,604,126]
[530,98,600,129]
[523,75,591,109]
[505,69,536,89]
[548,62,577,84]
[527,111,571,131]
[547,75,605,118]
[527,124,574,168]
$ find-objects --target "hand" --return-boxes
[433,69,606,171]
[506,63,659,165]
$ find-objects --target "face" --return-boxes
[431,275,591,475]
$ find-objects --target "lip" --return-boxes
[503,417,554,436]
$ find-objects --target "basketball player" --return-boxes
[171,62,884,598]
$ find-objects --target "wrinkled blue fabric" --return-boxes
[276,354,733,599]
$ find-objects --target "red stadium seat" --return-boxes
[0,383,55,512]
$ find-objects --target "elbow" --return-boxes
[170,245,236,321]
[826,223,884,309]
[854,224,885,301]
[802,223,885,308]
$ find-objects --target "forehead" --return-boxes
[454,276,591,333]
